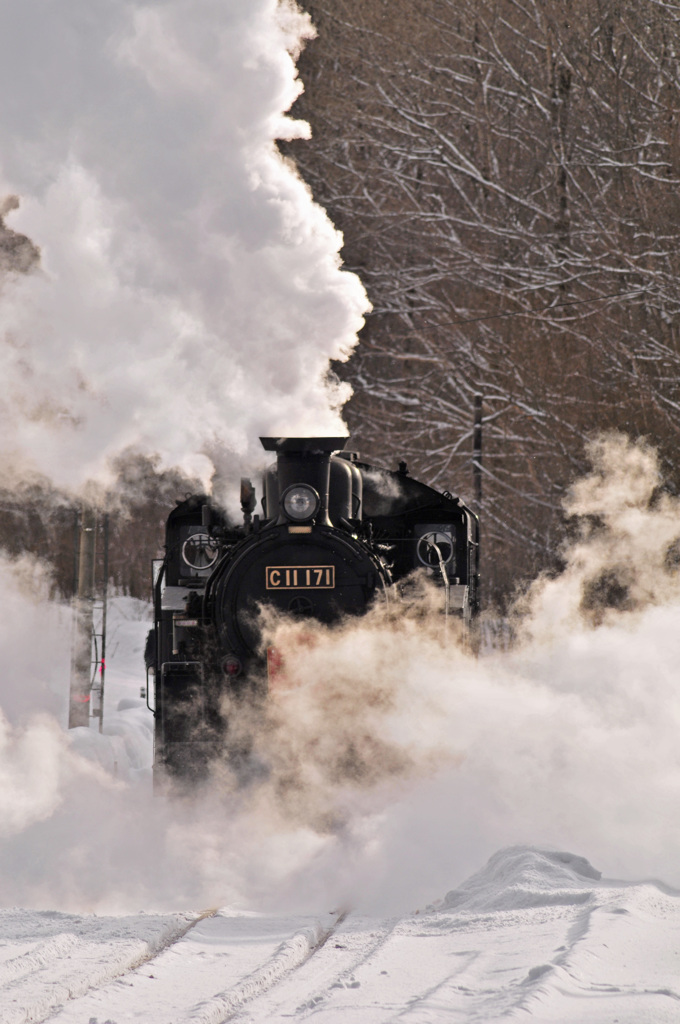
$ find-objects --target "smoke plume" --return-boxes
[0,0,367,493]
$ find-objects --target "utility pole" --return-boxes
[473,394,483,508]
[95,513,109,733]
[68,507,97,728]
[472,395,483,614]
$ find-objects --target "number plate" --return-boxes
[266,565,335,589]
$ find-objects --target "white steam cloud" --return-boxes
[0,0,367,492]
[1,436,680,917]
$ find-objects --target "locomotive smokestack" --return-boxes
[260,437,349,526]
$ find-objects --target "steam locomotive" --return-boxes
[146,437,479,782]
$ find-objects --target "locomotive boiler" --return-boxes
[146,437,479,782]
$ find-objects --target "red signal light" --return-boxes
[221,655,242,677]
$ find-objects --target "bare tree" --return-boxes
[285,0,680,601]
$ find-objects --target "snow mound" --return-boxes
[442,846,601,913]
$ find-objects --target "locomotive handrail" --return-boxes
[146,558,167,718]
[145,666,155,717]
[429,540,450,621]
[153,558,166,612]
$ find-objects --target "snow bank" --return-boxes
[442,847,601,913]
[69,703,152,784]
[67,594,155,783]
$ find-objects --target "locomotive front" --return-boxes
[148,436,479,783]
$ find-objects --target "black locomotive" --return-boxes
[146,437,479,782]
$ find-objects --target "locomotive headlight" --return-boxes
[281,483,320,522]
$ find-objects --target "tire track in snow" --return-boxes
[0,934,80,987]
[177,909,349,1024]
[229,916,402,1023]
[1,907,217,1024]
[290,917,401,1019]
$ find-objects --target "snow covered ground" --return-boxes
[0,595,679,1023]
[1,845,679,1023]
